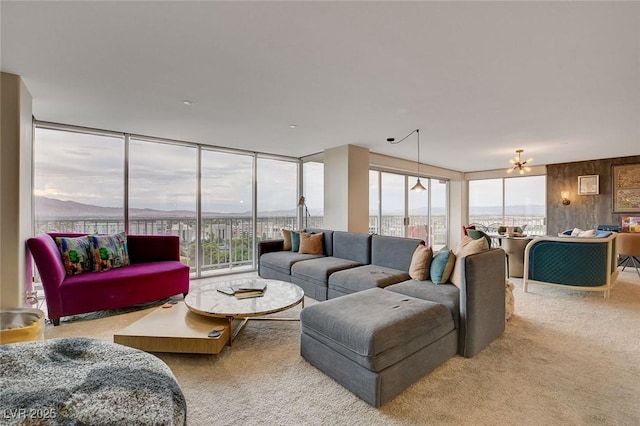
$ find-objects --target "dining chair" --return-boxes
[616,233,640,278]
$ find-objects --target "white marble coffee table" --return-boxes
[184,278,304,346]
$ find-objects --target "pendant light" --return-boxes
[387,128,426,192]
[410,129,426,192]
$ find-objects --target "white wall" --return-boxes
[1,72,33,308]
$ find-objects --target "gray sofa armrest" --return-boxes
[258,239,285,276]
[258,239,284,255]
[459,248,506,358]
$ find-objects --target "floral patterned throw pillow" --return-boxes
[88,232,130,272]
[55,236,93,276]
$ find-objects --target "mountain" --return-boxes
[469,205,546,216]
[34,196,544,219]
[34,196,312,219]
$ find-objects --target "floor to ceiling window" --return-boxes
[430,179,448,250]
[33,126,125,235]
[381,172,406,237]
[33,122,301,278]
[201,149,254,275]
[468,179,503,230]
[369,170,380,234]
[370,169,449,248]
[408,175,428,242]
[303,161,324,229]
[256,157,298,239]
[468,175,546,235]
[504,175,546,235]
[128,138,197,269]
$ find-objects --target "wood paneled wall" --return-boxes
[547,155,640,235]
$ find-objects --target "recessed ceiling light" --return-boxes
[182,100,192,106]
[289,124,297,129]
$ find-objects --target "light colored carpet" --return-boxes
[44,270,640,425]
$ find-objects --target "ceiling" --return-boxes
[2,1,639,172]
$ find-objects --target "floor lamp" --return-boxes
[298,196,310,228]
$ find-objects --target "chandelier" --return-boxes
[507,149,532,174]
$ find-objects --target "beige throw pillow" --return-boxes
[299,232,324,255]
[409,245,433,281]
[282,229,292,251]
[450,236,489,288]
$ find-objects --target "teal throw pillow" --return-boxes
[88,232,130,272]
[291,231,301,252]
[430,248,456,284]
[467,229,492,248]
[55,236,93,275]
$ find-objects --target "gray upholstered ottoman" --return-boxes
[300,288,457,407]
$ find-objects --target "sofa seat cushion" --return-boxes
[58,261,190,317]
[260,251,325,276]
[385,280,461,329]
[291,256,362,287]
[300,288,455,372]
[328,264,410,295]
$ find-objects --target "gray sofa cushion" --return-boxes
[304,228,334,256]
[385,280,461,329]
[332,231,372,264]
[291,256,362,287]
[260,251,324,276]
[328,264,410,295]
[300,288,455,372]
[371,235,423,271]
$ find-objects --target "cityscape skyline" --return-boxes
[35,195,545,219]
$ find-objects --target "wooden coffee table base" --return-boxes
[114,302,230,354]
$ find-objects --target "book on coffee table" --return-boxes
[235,282,267,292]
[216,286,236,296]
[216,282,267,298]
[233,290,265,299]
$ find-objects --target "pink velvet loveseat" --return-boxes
[27,233,190,326]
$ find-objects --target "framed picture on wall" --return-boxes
[612,164,640,213]
[578,175,599,195]
[621,216,640,233]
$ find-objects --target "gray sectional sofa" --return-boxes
[259,228,506,356]
[258,228,506,406]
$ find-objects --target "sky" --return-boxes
[468,175,546,208]
[33,127,544,216]
[34,127,450,215]
[34,127,309,213]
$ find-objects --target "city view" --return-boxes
[32,127,547,277]
[35,196,545,275]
